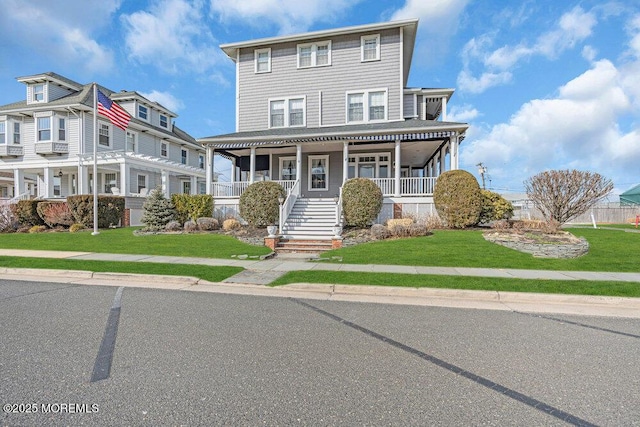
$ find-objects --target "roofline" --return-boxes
[220,18,419,60]
[199,122,468,145]
[16,72,83,91]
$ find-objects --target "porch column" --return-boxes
[342,142,349,183]
[441,96,447,121]
[43,167,54,198]
[190,175,197,195]
[440,149,446,175]
[296,144,302,181]
[119,163,129,196]
[249,147,256,184]
[13,168,25,197]
[394,139,401,197]
[77,165,88,194]
[205,146,213,195]
[161,170,170,198]
[230,158,236,184]
[450,134,459,170]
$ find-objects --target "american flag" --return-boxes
[97,89,131,131]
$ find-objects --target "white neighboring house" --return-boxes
[0,72,207,225]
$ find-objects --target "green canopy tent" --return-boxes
[620,183,640,206]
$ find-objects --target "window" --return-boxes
[255,48,271,73]
[361,34,380,61]
[182,181,191,194]
[13,122,20,144]
[37,117,51,141]
[126,131,136,152]
[0,122,5,144]
[308,155,329,191]
[269,97,305,128]
[104,173,117,193]
[137,174,147,193]
[33,84,44,102]
[161,142,168,157]
[53,176,61,197]
[160,114,168,128]
[198,154,205,169]
[198,182,206,195]
[58,118,66,141]
[346,89,387,123]
[348,153,391,179]
[280,157,296,180]
[297,41,331,68]
[138,104,148,120]
[99,123,110,146]
[181,149,187,165]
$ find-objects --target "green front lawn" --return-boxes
[324,228,640,272]
[0,227,271,258]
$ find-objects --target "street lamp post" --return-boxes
[476,162,487,190]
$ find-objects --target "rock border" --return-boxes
[483,232,589,258]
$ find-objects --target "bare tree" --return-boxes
[524,170,613,227]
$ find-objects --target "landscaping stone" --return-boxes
[483,231,589,258]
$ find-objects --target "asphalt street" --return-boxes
[1,279,639,426]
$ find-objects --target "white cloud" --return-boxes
[139,90,185,113]
[209,0,362,34]
[391,0,470,33]
[122,0,226,76]
[0,0,119,74]
[447,104,480,122]
[458,6,597,94]
[460,59,638,190]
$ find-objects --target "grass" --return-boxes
[0,256,243,283]
[323,228,640,272]
[0,227,271,258]
[271,270,640,298]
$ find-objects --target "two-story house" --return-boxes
[0,72,207,224]
[199,19,468,239]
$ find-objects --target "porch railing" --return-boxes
[212,180,297,198]
[279,180,300,234]
[370,177,437,196]
[335,186,343,226]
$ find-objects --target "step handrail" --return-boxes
[335,186,343,226]
[279,179,300,234]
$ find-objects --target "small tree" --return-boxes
[141,188,177,231]
[433,170,482,228]
[524,169,613,227]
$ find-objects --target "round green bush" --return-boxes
[433,170,482,228]
[239,181,286,227]
[479,189,514,224]
[342,178,383,227]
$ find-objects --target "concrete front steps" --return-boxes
[277,198,339,253]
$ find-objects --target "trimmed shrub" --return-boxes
[342,178,383,228]
[13,200,45,227]
[67,195,125,228]
[140,188,176,231]
[433,170,482,228]
[222,218,241,231]
[239,181,286,227]
[29,225,47,233]
[197,217,219,231]
[36,202,74,228]
[479,190,514,224]
[371,223,391,240]
[184,220,198,232]
[165,221,182,232]
[171,194,214,223]
[388,223,411,238]
[386,218,413,228]
[69,223,86,233]
[407,223,429,237]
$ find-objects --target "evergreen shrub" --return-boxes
[342,178,383,227]
[13,200,45,227]
[239,181,285,226]
[67,195,125,228]
[171,194,214,223]
[433,170,482,228]
[140,188,176,231]
[479,190,514,224]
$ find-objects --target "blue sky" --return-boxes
[1,0,639,195]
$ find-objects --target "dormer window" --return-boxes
[361,34,380,62]
[33,84,45,102]
[138,104,148,120]
[160,114,168,128]
[297,41,331,68]
[255,48,271,73]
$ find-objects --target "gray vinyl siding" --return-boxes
[404,93,417,118]
[47,83,75,102]
[237,28,402,132]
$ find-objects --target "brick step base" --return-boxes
[275,239,336,253]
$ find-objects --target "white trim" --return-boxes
[98,122,111,147]
[297,40,332,68]
[308,154,329,191]
[361,34,380,62]
[318,90,323,126]
[137,103,149,122]
[345,88,388,124]
[160,141,168,158]
[235,49,240,132]
[254,48,271,73]
[268,95,306,128]
[159,114,169,129]
[180,147,188,166]
[399,26,404,119]
[126,130,138,153]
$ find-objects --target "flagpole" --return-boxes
[92,83,99,236]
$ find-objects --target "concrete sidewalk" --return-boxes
[1,248,639,318]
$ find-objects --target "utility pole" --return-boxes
[476,162,487,190]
